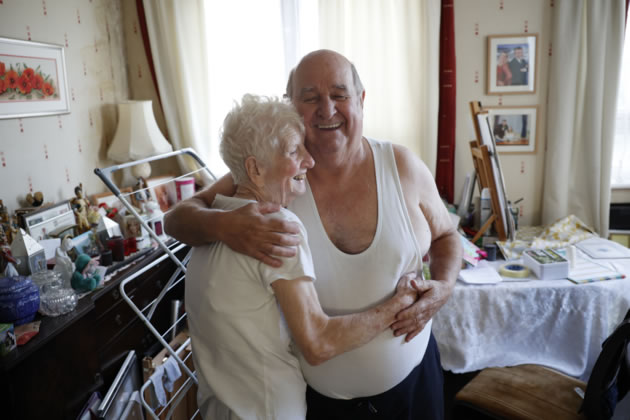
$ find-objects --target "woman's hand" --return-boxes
[391,278,451,342]
[218,201,301,267]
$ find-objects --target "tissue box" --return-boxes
[522,249,569,280]
[0,323,17,356]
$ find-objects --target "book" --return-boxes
[460,234,484,267]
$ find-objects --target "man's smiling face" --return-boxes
[291,50,365,159]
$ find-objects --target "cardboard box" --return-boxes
[522,249,569,280]
[0,323,17,356]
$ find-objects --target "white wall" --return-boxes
[0,0,128,213]
[0,0,170,216]
[454,0,552,226]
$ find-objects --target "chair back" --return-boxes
[582,309,630,419]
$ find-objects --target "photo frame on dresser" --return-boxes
[487,34,537,95]
[0,36,70,119]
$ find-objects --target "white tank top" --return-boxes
[289,138,431,399]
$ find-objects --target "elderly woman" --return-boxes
[185,95,417,419]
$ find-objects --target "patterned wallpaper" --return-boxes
[0,0,165,215]
[453,0,552,226]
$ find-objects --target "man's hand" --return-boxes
[218,201,300,268]
[394,272,421,308]
[391,278,451,342]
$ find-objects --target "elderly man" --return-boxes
[165,50,462,419]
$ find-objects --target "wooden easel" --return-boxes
[469,101,508,243]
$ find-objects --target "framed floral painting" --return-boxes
[0,36,70,119]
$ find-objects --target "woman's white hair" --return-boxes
[220,94,305,185]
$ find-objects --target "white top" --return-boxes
[186,195,315,419]
[289,138,431,399]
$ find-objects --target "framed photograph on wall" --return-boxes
[0,36,70,119]
[487,34,537,95]
[486,106,538,154]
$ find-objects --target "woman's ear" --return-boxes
[245,156,265,188]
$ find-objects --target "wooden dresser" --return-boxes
[0,243,187,419]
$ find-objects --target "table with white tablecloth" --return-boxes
[433,258,630,381]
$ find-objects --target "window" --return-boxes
[202,0,317,176]
[612,25,630,187]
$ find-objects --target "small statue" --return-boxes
[0,246,17,275]
[0,224,8,247]
[5,216,19,245]
[53,236,75,287]
[0,200,8,224]
[71,253,101,293]
[71,183,91,233]
[131,177,151,213]
[87,206,101,226]
[26,191,44,207]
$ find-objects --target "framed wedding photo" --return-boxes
[0,36,70,119]
[486,106,538,154]
[487,34,537,95]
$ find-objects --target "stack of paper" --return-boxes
[576,237,630,259]
[458,261,503,284]
[567,258,625,284]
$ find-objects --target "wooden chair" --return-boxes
[453,310,630,420]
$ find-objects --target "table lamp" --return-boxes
[107,100,173,184]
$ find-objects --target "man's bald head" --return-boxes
[285,50,364,101]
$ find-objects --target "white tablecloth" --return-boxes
[433,259,630,381]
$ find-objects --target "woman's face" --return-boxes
[499,52,508,65]
[259,129,315,207]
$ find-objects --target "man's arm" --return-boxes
[391,145,463,342]
[272,273,422,366]
[164,174,300,267]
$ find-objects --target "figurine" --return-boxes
[71,253,101,293]
[131,177,151,213]
[0,224,8,247]
[71,184,91,233]
[53,236,75,287]
[0,246,16,275]
[25,191,44,207]
[0,200,8,224]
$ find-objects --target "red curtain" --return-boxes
[435,0,456,203]
[135,0,162,107]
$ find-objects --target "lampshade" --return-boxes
[107,100,173,162]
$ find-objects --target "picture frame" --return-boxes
[0,36,70,119]
[487,34,537,95]
[485,106,538,154]
[146,175,177,212]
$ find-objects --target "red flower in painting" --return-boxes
[0,78,6,94]
[6,70,18,89]
[32,74,44,90]
[0,62,5,77]
[22,67,35,80]
[42,82,55,96]
[18,74,32,94]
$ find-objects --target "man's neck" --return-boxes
[308,136,370,184]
